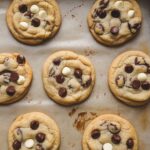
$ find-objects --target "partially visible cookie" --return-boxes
[8,112,60,150]
[109,51,150,106]
[82,114,138,150]
[7,0,61,45]
[42,51,96,106]
[0,53,32,104]
[87,0,142,46]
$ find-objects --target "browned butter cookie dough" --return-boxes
[109,51,150,106]
[42,51,96,106]
[8,112,60,150]
[82,114,138,150]
[87,0,142,46]
[0,53,32,104]
[7,0,61,45]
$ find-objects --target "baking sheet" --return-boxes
[0,0,150,149]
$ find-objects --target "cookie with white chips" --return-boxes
[8,112,60,150]
[109,51,150,106]
[0,53,32,104]
[7,0,61,45]
[88,0,142,46]
[42,51,96,105]
[82,114,138,150]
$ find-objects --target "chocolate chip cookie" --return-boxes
[82,114,138,150]
[0,53,32,104]
[42,51,96,105]
[8,112,60,150]
[109,51,150,106]
[87,0,142,46]
[7,0,61,45]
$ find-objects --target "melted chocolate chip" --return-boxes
[74,68,82,78]
[56,74,65,84]
[132,80,141,89]
[110,26,119,35]
[13,140,21,150]
[91,129,101,139]
[17,55,26,64]
[141,82,150,90]
[58,87,67,97]
[19,4,27,13]
[32,18,41,27]
[53,58,61,66]
[111,134,121,144]
[10,72,19,82]
[6,86,16,96]
[36,144,44,150]
[100,0,109,9]
[124,65,134,73]
[126,138,134,148]
[115,75,125,88]
[128,23,141,33]
[83,78,92,88]
[24,11,33,18]
[30,120,39,130]
[36,133,46,143]
[97,10,107,18]
[111,9,120,18]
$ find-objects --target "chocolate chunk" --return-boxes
[53,58,61,66]
[91,129,101,139]
[126,138,134,148]
[30,120,39,130]
[111,134,121,144]
[31,18,41,27]
[110,26,119,35]
[19,4,27,13]
[36,144,44,150]
[100,0,109,9]
[74,68,82,78]
[56,74,65,84]
[97,10,107,19]
[124,65,134,73]
[13,140,21,150]
[132,80,141,89]
[36,133,46,143]
[147,67,150,74]
[10,72,19,82]
[108,122,121,134]
[24,11,33,18]
[17,55,26,64]
[141,82,150,90]
[6,86,16,96]
[111,9,120,18]
[115,75,125,88]
[128,23,141,33]
[58,87,67,97]
[83,78,92,88]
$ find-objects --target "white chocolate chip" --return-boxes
[39,10,47,18]
[24,139,34,148]
[17,75,26,85]
[62,67,71,76]
[49,15,55,22]
[4,58,18,69]
[137,73,147,81]
[114,1,123,7]
[103,143,113,150]
[20,22,29,30]
[128,10,135,18]
[30,5,39,13]
[41,21,47,27]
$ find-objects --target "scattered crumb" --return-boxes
[84,49,96,56]
[69,108,78,117]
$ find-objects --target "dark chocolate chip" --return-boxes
[36,144,44,150]
[100,0,109,9]
[74,68,82,78]
[111,9,120,18]
[10,72,19,82]
[17,55,26,64]
[30,120,39,130]
[36,133,46,143]
[128,23,141,33]
[24,11,33,18]
[19,4,27,13]
[147,67,150,74]
[141,82,150,90]
[13,140,21,150]
[83,78,92,88]
[111,134,121,144]
[126,138,134,148]
[97,10,107,19]
[110,26,119,35]
[132,80,141,89]
[124,65,134,73]
[53,58,61,66]
[6,86,16,96]
[91,129,101,139]
[31,18,41,27]
[58,87,67,97]
[56,74,65,84]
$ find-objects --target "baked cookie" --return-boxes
[87,0,142,46]
[8,112,60,150]
[42,51,96,106]
[109,51,150,106]
[0,53,32,104]
[7,0,61,45]
[82,114,138,150]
